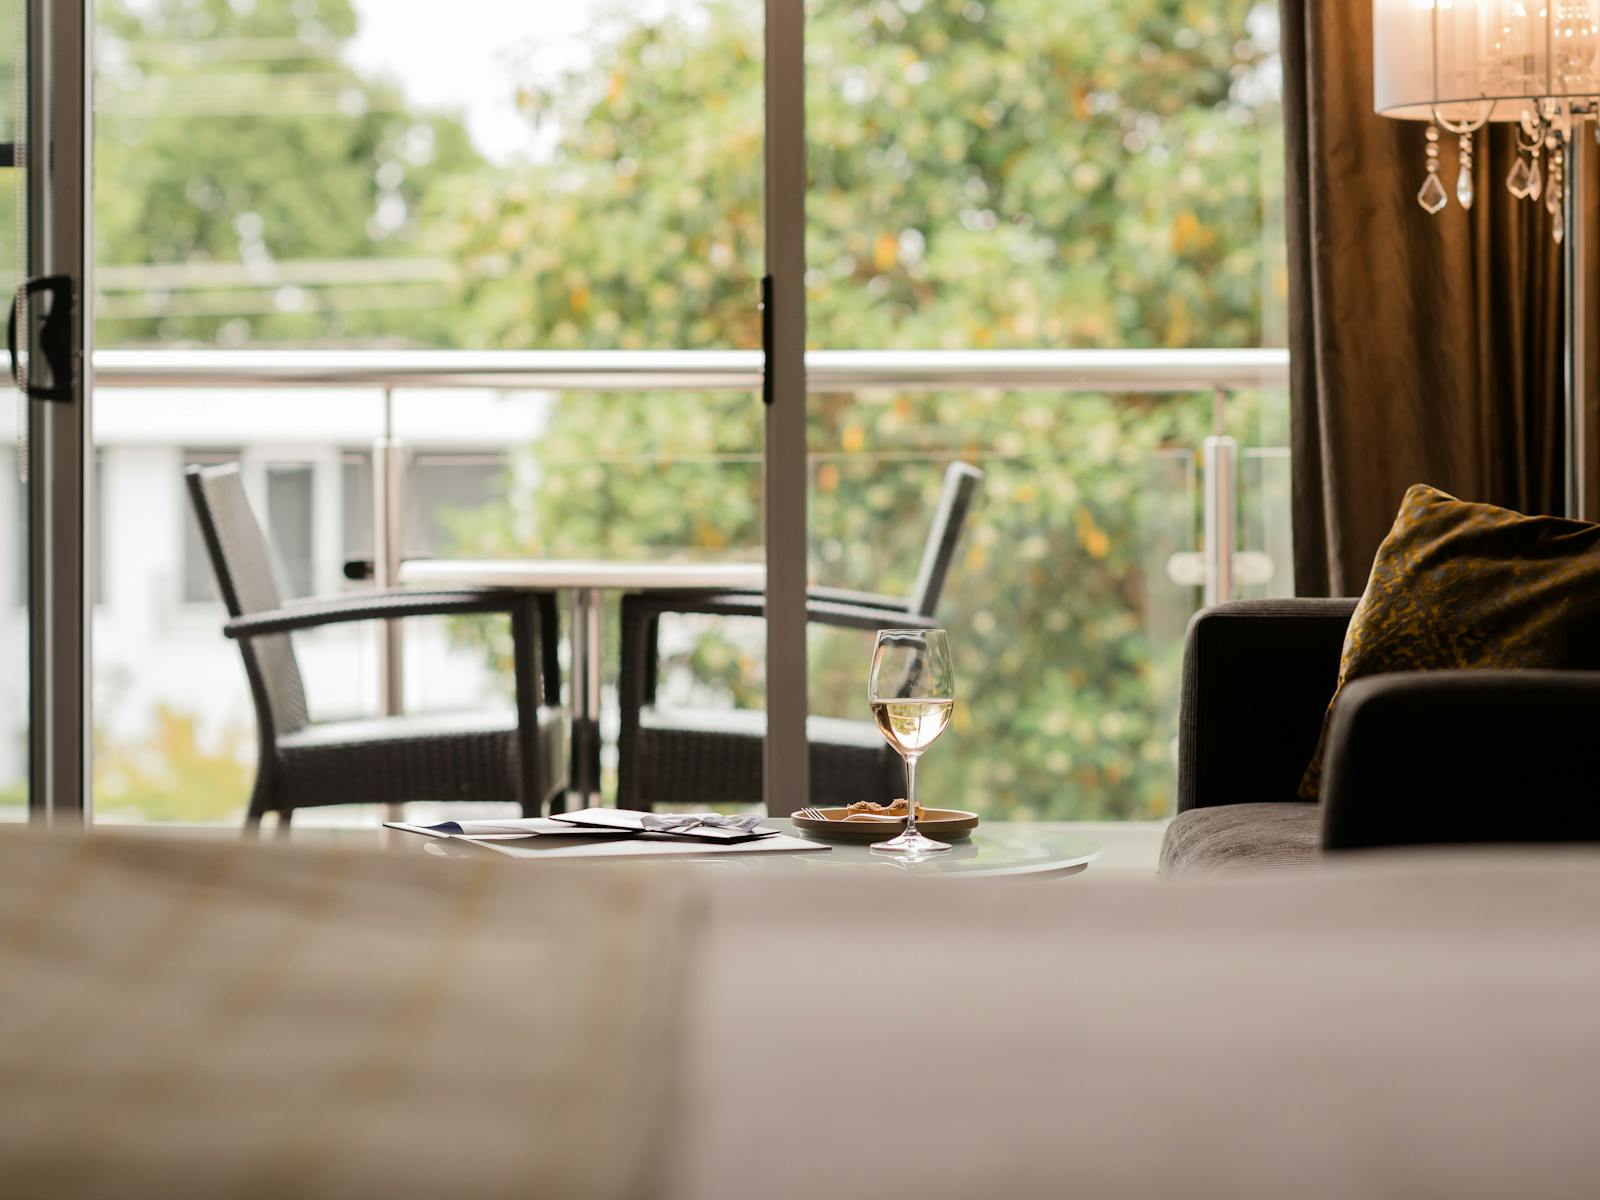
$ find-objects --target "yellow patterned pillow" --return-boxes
[1299,483,1600,800]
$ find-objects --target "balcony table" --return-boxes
[397,558,765,806]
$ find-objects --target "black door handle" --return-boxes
[9,275,74,401]
[760,274,774,406]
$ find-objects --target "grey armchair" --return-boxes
[1162,597,1600,873]
[615,462,982,812]
[186,464,567,829]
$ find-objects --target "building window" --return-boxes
[409,455,506,558]
[265,464,315,600]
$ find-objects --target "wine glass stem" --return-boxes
[903,753,919,836]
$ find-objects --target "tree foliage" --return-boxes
[95,0,483,346]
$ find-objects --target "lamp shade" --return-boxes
[1374,0,1600,122]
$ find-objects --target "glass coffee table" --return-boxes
[416,820,1099,878]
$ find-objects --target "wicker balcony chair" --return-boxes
[185,464,567,830]
[616,461,983,813]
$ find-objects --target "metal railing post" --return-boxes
[1202,387,1237,608]
[373,388,408,823]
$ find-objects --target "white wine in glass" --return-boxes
[867,629,955,855]
[869,698,954,755]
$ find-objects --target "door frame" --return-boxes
[25,0,91,824]
[762,0,809,818]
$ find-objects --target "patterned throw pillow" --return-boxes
[1298,483,1600,801]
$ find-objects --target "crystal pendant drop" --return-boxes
[1417,171,1448,214]
[1528,159,1543,203]
[1554,213,1566,245]
[1456,164,1474,210]
[1547,177,1562,215]
[1507,156,1533,198]
[1417,124,1446,213]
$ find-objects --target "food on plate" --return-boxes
[842,798,925,821]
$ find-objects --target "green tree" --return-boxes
[94,705,256,823]
[95,0,484,347]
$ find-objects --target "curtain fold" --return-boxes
[1283,1,1579,597]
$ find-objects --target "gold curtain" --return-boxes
[1282,1,1583,596]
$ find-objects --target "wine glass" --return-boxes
[867,628,955,855]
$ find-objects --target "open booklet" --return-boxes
[383,817,635,842]
[385,809,831,858]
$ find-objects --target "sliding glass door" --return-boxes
[21,0,1289,826]
[86,0,807,823]
[796,1,1290,822]
[6,0,90,823]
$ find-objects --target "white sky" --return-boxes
[346,0,604,164]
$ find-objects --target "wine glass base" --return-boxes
[870,830,951,854]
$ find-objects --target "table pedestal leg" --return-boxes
[568,587,604,807]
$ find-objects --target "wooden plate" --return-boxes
[791,808,980,843]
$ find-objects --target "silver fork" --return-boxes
[795,806,831,822]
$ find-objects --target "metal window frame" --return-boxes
[763,0,809,818]
[26,0,91,825]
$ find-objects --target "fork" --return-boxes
[795,806,832,822]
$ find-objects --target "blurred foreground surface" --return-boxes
[5,830,1595,1198]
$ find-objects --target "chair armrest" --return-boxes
[224,589,523,638]
[806,599,934,632]
[632,586,913,614]
[1178,598,1356,812]
[805,587,911,612]
[1321,670,1600,851]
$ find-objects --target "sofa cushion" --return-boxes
[1300,484,1600,800]
[1160,802,1321,875]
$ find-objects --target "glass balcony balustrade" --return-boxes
[0,347,1291,827]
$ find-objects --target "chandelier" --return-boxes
[1373,0,1600,240]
